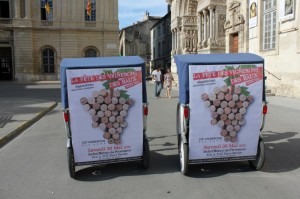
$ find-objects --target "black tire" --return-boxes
[249,136,265,170]
[179,138,189,175]
[176,103,181,149]
[141,135,150,169]
[67,147,76,179]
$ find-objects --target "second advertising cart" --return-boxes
[174,53,268,175]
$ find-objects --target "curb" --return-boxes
[0,102,58,148]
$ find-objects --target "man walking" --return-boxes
[152,67,162,98]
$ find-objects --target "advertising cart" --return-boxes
[174,53,268,175]
[60,56,150,179]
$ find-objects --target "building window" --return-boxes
[85,0,96,21]
[0,1,10,18]
[158,26,161,36]
[84,49,97,57]
[158,42,161,57]
[41,0,53,21]
[263,0,277,50]
[130,43,135,55]
[42,48,55,73]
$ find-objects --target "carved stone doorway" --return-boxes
[230,33,239,53]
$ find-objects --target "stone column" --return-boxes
[177,27,181,50]
[172,30,174,51]
[25,0,31,18]
[14,0,20,18]
[209,6,214,41]
[174,29,177,50]
[203,9,207,41]
[198,12,202,44]
[173,30,176,51]
[215,7,218,40]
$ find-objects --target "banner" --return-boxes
[249,0,258,28]
[188,64,263,163]
[280,0,295,21]
[66,67,143,164]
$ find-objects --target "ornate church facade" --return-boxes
[167,0,300,98]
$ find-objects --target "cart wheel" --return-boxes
[179,138,189,175]
[176,103,181,149]
[249,136,265,170]
[141,135,150,169]
[67,147,76,179]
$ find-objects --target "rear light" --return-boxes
[263,104,268,115]
[64,112,69,122]
[184,107,189,118]
[144,106,148,116]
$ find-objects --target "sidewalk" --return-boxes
[0,82,58,148]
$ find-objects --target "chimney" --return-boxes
[144,11,149,20]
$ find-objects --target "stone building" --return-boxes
[224,0,300,98]
[150,9,172,73]
[167,0,300,99]
[0,0,119,81]
[119,12,161,76]
[167,0,226,76]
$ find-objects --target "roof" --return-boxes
[120,16,161,31]
[150,12,171,30]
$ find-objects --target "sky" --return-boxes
[118,0,169,29]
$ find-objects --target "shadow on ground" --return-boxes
[73,130,300,181]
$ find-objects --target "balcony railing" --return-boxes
[41,21,53,26]
[0,19,12,25]
[85,21,96,27]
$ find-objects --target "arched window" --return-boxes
[84,48,97,57]
[42,48,55,73]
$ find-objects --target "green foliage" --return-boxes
[224,65,238,87]
[223,64,257,88]
[120,89,130,99]
[101,68,135,97]
[116,68,135,73]
[239,65,256,69]
[224,65,235,71]
[240,86,250,96]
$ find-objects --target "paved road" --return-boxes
[0,82,300,199]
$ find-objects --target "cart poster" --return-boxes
[66,67,143,165]
[188,64,263,163]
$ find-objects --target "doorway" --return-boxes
[230,33,239,53]
[0,47,13,80]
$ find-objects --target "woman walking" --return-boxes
[164,68,173,99]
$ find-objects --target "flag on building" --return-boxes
[87,0,92,16]
[45,0,51,14]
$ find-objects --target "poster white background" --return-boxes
[188,64,263,161]
[280,0,295,21]
[249,0,258,28]
[66,68,143,164]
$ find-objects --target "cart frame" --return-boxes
[60,56,150,179]
[174,53,268,175]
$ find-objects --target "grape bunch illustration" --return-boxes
[201,85,254,143]
[80,88,134,145]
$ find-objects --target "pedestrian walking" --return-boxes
[152,67,162,98]
[164,68,174,99]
